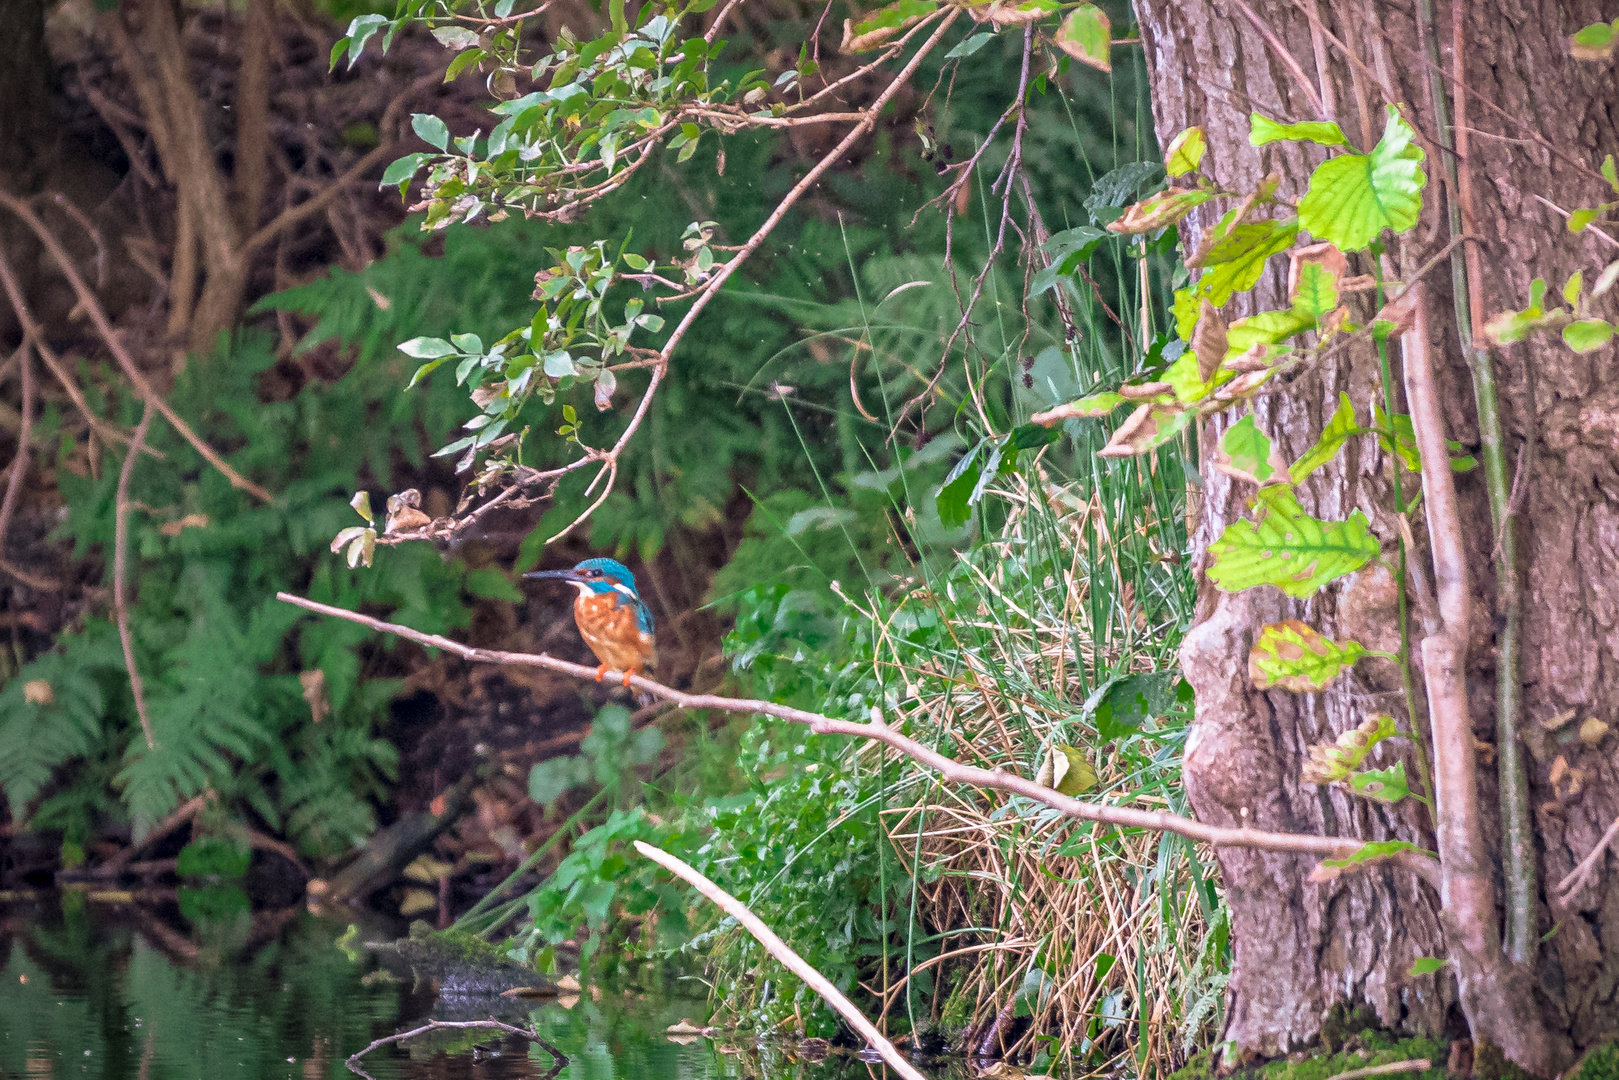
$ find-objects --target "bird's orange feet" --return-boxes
[621,669,635,688]
[594,664,609,683]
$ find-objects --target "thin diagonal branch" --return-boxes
[117,402,158,750]
[274,589,1440,885]
[0,339,36,559]
[0,191,273,502]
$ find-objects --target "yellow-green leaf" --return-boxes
[1571,19,1619,61]
[1249,113,1349,148]
[1248,619,1367,691]
[1563,319,1615,353]
[1214,415,1286,486]
[1164,126,1206,178]
[1036,743,1098,796]
[1301,714,1400,785]
[1350,762,1410,804]
[1055,4,1110,71]
[1289,393,1360,484]
[1208,487,1379,597]
[1298,106,1425,252]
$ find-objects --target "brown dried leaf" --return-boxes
[1116,380,1174,400]
[1287,242,1348,303]
[1192,299,1228,383]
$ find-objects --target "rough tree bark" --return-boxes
[1133,0,1619,1063]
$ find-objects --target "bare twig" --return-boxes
[0,191,273,502]
[637,843,927,1080]
[0,339,35,559]
[275,590,1440,881]
[1328,1060,1432,1080]
[1557,813,1619,902]
[117,401,158,750]
[1228,0,1327,120]
[344,1019,565,1080]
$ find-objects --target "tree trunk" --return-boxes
[1133,0,1619,1063]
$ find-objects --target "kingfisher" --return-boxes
[524,558,655,688]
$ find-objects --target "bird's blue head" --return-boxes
[524,558,639,598]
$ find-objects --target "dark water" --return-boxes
[0,894,884,1080]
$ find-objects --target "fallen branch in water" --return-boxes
[633,841,927,1080]
[275,591,1439,886]
[344,1019,566,1080]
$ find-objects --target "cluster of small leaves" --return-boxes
[359,0,762,230]
[1486,258,1619,356]
[398,237,667,470]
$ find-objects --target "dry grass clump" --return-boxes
[844,471,1224,1075]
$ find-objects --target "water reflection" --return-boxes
[0,895,941,1080]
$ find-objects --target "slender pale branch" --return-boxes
[1401,284,1556,1072]
[274,590,1439,882]
[1415,0,1534,965]
[543,8,961,545]
[344,1019,565,1080]
[635,842,928,1080]
[0,192,274,502]
[116,402,158,750]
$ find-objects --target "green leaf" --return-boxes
[1207,487,1379,597]
[1569,207,1601,233]
[1605,154,1619,194]
[451,332,484,355]
[350,491,374,523]
[1164,126,1206,177]
[945,31,996,59]
[1571,19,1618,61]
[609,0,627,33]
[444,47,485,82]
[1350,762,1410,804]
[398,336,457,359]
[1249,113,1349,148]
[410,113,451,151]
[338,14,387,69]
[1225,308,1315,356]
[466,568,525,602]
[431,25,481,49]
[1292,262,1340,319]
[1086,670,1191,743]
[1409,957,1447,976]
[379,153,429,190]
[1214,415,1282,485]
[1298,106,1425,251]
[1289,393,1360,484]
[1055,4,1110,72]
[1248,620,1367,691]
[1164,350,1233,404]
[936,444,981,528]
[1318,839,1435,872]
[1563,319,1614,353]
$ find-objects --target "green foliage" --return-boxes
[1207,488,1379,598]
[1248,621,1369,693]
[0,330,479,853]
[1297,106,1426,250]
[528,704,664,808]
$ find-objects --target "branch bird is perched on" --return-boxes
[524,558,655,688]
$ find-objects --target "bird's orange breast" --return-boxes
[574,592,655,673]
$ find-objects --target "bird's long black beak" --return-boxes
[524,569,586,583]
